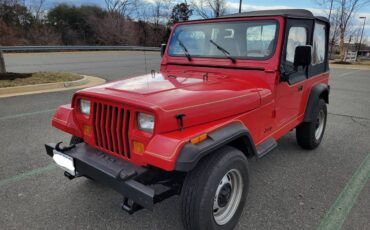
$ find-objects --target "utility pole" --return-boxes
[343,35,352,62]
[239,0,242,13]
[328,0,334,59]
[328,0,334,21]
[357,16,366,60]
[0,49,5,74]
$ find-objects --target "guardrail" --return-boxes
[0,46,160,53]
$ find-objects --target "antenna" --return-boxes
[144,49,148,74]
[143,23,148,74]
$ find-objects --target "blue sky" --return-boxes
[46,0,370,43]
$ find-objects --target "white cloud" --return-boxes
[225,2,330,16]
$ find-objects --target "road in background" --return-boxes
[0,51,369,230]
[4,51,161,80]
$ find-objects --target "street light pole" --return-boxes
[239,0,242,13]
[357,16,366,59]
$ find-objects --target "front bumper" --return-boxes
[45,143,155,211]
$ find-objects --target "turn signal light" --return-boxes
[83,125,92,136]
[190,133,208,145]
[133,141,145,154]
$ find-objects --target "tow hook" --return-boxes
[55,142,76,152]
[121,197,143,214]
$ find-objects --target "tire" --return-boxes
[70,136,83,145]
[296,99,327,149]
[181,146,249,230]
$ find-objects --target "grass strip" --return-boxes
[0,71,83,88]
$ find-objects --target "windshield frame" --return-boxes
[168,19,280,61]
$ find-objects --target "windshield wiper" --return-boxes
[177,38,192,61]
[209,39,236,63]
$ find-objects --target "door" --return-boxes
[275,19,313,127]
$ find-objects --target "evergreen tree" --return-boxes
[168,2,192,26]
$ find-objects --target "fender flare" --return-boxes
[303,83,330,122]
[174,123,257,172]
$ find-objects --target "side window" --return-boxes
[286,27,307,63]
[312,23,326,65]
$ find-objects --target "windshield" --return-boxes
[168,20,278,60]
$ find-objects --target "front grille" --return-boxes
[92,102,131,158]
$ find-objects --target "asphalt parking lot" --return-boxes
[0,51,369,230]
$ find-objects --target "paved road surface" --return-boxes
[0,51,369,230]
[4,51,161,80]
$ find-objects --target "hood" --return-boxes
[77,71,272,133]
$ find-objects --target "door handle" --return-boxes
[298,85,303,92]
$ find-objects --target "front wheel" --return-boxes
[181,146,249,230]
[296,99,327,149]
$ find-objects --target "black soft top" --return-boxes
[219,9,329,23]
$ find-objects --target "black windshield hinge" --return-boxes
[151,70,156,78]
[176,114,186,131]
[203,73,208,81]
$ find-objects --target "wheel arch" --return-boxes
[303,83,330,122]
[175,123,257,172]
[227,137,256,159]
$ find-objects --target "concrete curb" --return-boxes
[330,64,370,70]
[0,75,106,98]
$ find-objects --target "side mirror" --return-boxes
[294,45,312,67]
[160,44,167,57]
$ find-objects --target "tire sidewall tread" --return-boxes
[296,99,327,149]
[181,146,249,230]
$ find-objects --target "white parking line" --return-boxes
[0,109,55,121]
[317,153,370,230]
[337,69,363,77]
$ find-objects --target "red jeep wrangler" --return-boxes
[46,9,330,230]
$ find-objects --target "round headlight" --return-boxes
[137,113,155,132]
[80,99,91,116]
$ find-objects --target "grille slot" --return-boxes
[92,102,130,158]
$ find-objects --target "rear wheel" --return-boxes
[296,99,327,149]
[181,146,249,230]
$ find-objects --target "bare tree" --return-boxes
[335,0,370,59]
[315,0,334,19]
[28,0,46,21]
[104,0,137,16]
[330,11,342,57]
[0,0,21,5]
[315,0,337,58]
[191,0,226,19]
[88,12,135,45]
[315,0,370,59]
[151,0,172,26]
[148,0,172,45]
